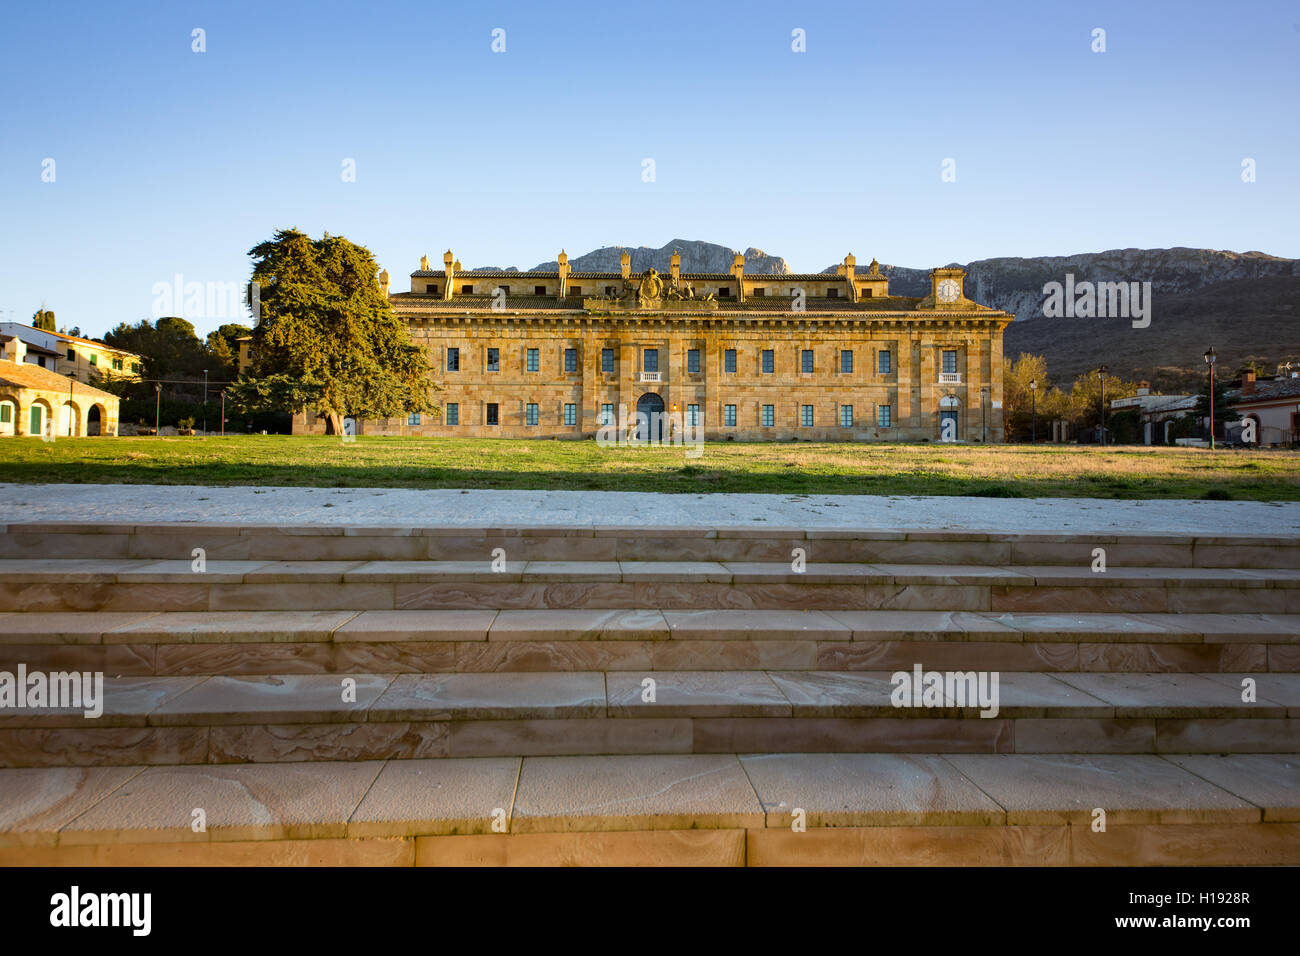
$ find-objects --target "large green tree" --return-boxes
[230,228,437,434]
[104,316,213,380]
[32,308,56,332]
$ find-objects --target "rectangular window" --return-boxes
[827,288,839,298]
[942,350,958,374]
[724,404,737,427]
[570,286,582,296]
[487,348,500,372]
[461,283,474,294]
[761,404,775,427]
[801,405,814,427]
[112,358,123,370]
[66,348,75,362]
[601,348,615,373]
[408,412,421,425]
[600,403,614,426]
[564,403,577,426]
[604,286,616,296]
[526,403,538,426]
[446,403,459,426]
[486,403,499,425]
[761,350,774,374]
[724,349,736,373]
[752,287,766,296]
[534,285,546,296]
[644,349,659,373]
[131,363,141,373]
[426,283,438,295]
[878,350,891,374]
[840,405,853,428]
[0,405,9,424]
[877,405,892,428]
[447,347,460,372]
[526,348,539,372]
[687,404,699,426]
[564,348,577,372]
[89,354,98,366]
[801,350,814,373]
[687,349,700,373]
[718,287,731,298]
[498,285,510,296]
[841,350,853,373]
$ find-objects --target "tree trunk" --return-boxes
[325,410,343,436]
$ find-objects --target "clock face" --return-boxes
[937,279,961,303]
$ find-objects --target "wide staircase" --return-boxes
[1,521,1297,865]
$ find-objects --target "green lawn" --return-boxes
[0,436,1297,499]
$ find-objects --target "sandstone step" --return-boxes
[3,609,1297,676]
[2,753,1297,865]
[2,559,1298,614]
[1,671,1296,767]
[4,523,1299,569]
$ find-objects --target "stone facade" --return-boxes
[292,251,1013,442]
[0,337,120,437]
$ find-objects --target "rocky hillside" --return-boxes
[853,248,1300,322]
[468,240,789,275]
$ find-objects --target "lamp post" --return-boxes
[203,369,208,436]
[220,390,226,438]
[1204,347,1217,450]
[154,383,161,436]
[1097,366,1108,446]
[981,386,988,443]
[1029,379,1037,444]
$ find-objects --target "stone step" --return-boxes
[4,523,1299,568]
[3,610,1297,675]
[1,671,1296,767]
[2,753,1297,865]
[3,559,1298,614]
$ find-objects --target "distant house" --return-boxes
[0,321,143,385]
[0,336,120,437]
[1110,382,1195,445]
[1227,370,1300,446]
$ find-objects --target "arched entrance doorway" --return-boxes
[635,392,664,442]
[939,395,960,441]
[87,404,103,436]
[60,401,81,437]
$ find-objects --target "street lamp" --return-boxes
[1097,366,1108,446]
[203,369,208,436]
[1204,347,1217,450]
[1029,379,1037,444]
[154,383,161,436]
[220,390,226,438]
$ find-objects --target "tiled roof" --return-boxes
[0,359,117,399]
[1,322,141,357]
[1231,377,1300,405]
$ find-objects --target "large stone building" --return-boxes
[293,250,1014,442]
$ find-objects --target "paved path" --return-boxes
[2,484,1298,535]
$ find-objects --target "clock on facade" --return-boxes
[937,279,961,303]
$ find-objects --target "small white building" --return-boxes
[1110,383,1195,445]
[1228,370,1300,446]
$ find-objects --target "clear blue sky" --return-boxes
[1,0,1296,339]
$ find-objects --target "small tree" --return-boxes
[1002,353,1050,442]
[229,229,438,434]
[32,308,56,332]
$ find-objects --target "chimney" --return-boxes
[557,250,570,298]
[731,253,745,302]
[620,251,631,280]
[443,250,456,301]
[1242,369,1256,396]
[1137,380,1150,396]
[1,335,26,364]
[378,268,390,298]
[670,250,681,282]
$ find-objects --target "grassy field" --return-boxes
[0,436,1297,499]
